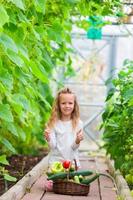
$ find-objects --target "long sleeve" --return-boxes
[71,119,84,151]
[48,129,56,150]
[71,142,80,150]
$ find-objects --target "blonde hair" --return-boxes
[47,87,80,130]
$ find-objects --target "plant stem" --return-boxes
[4,180,8,192]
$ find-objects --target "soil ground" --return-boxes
[0,148,49,196]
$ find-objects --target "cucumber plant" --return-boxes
[0,0,123,185]
[101,59,133,189]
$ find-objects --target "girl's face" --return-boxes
[59,93,75,119]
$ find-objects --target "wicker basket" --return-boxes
[52,159,90,196]
[53,180,90,196]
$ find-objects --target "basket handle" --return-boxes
[66,159,78,180]
[73,159,78,171]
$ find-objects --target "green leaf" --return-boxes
[108,122,119,128]
[114,156,124,169]
[14,67,30,85]
[4,122,18,137]
[37,92,51,109]
[12,93,30,110]
[0,82,6,93]
[42,49,54,68]
[30,61,49,83]
[0,33,18,53]
[0,67,13,91]
[32,27,41,41]
[123,88,133,101]
[6,49,24,67]
[106,88,116,102]
[6,9,17,25]
[17,11,29,22]
[33,0,46,13]
[0,104,14,122]
[0,155,9,165]
[47,28,63,44]
[1,138,16,153]
[66,0,79,5]
[4,174,17,182]
[118,70,128,79]
[47,20,63,44]
[128,97,133,106]
[0,5,9,27]
[8,0,25,10]
[16,125,26,141]
[18,43,29,61]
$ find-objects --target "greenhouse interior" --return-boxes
[0,0,133,200]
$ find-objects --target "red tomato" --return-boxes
[62,160,71,169]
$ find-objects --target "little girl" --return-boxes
[44,87,84,169]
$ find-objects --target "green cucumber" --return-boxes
[47,170,94,181]
[46,172,54,177]
[81,174,99,185]
[71,170,93,177]
[47,172,67,180]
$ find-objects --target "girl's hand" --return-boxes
[44,128,51,142]
[75,129,84,144]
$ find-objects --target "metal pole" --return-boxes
[107,37,117,92]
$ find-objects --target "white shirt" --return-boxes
[48,119,83,167]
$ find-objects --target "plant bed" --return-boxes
[106,156,133,200]
[0,148,49,196]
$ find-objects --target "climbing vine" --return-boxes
[101,59,133,188]
[0,0,123,172]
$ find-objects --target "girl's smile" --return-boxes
[59,93,75,120]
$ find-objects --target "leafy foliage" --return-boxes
[101,60,133,186]
[0,0,123,155]
[0,155,17,182]
[0,0,124,184]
